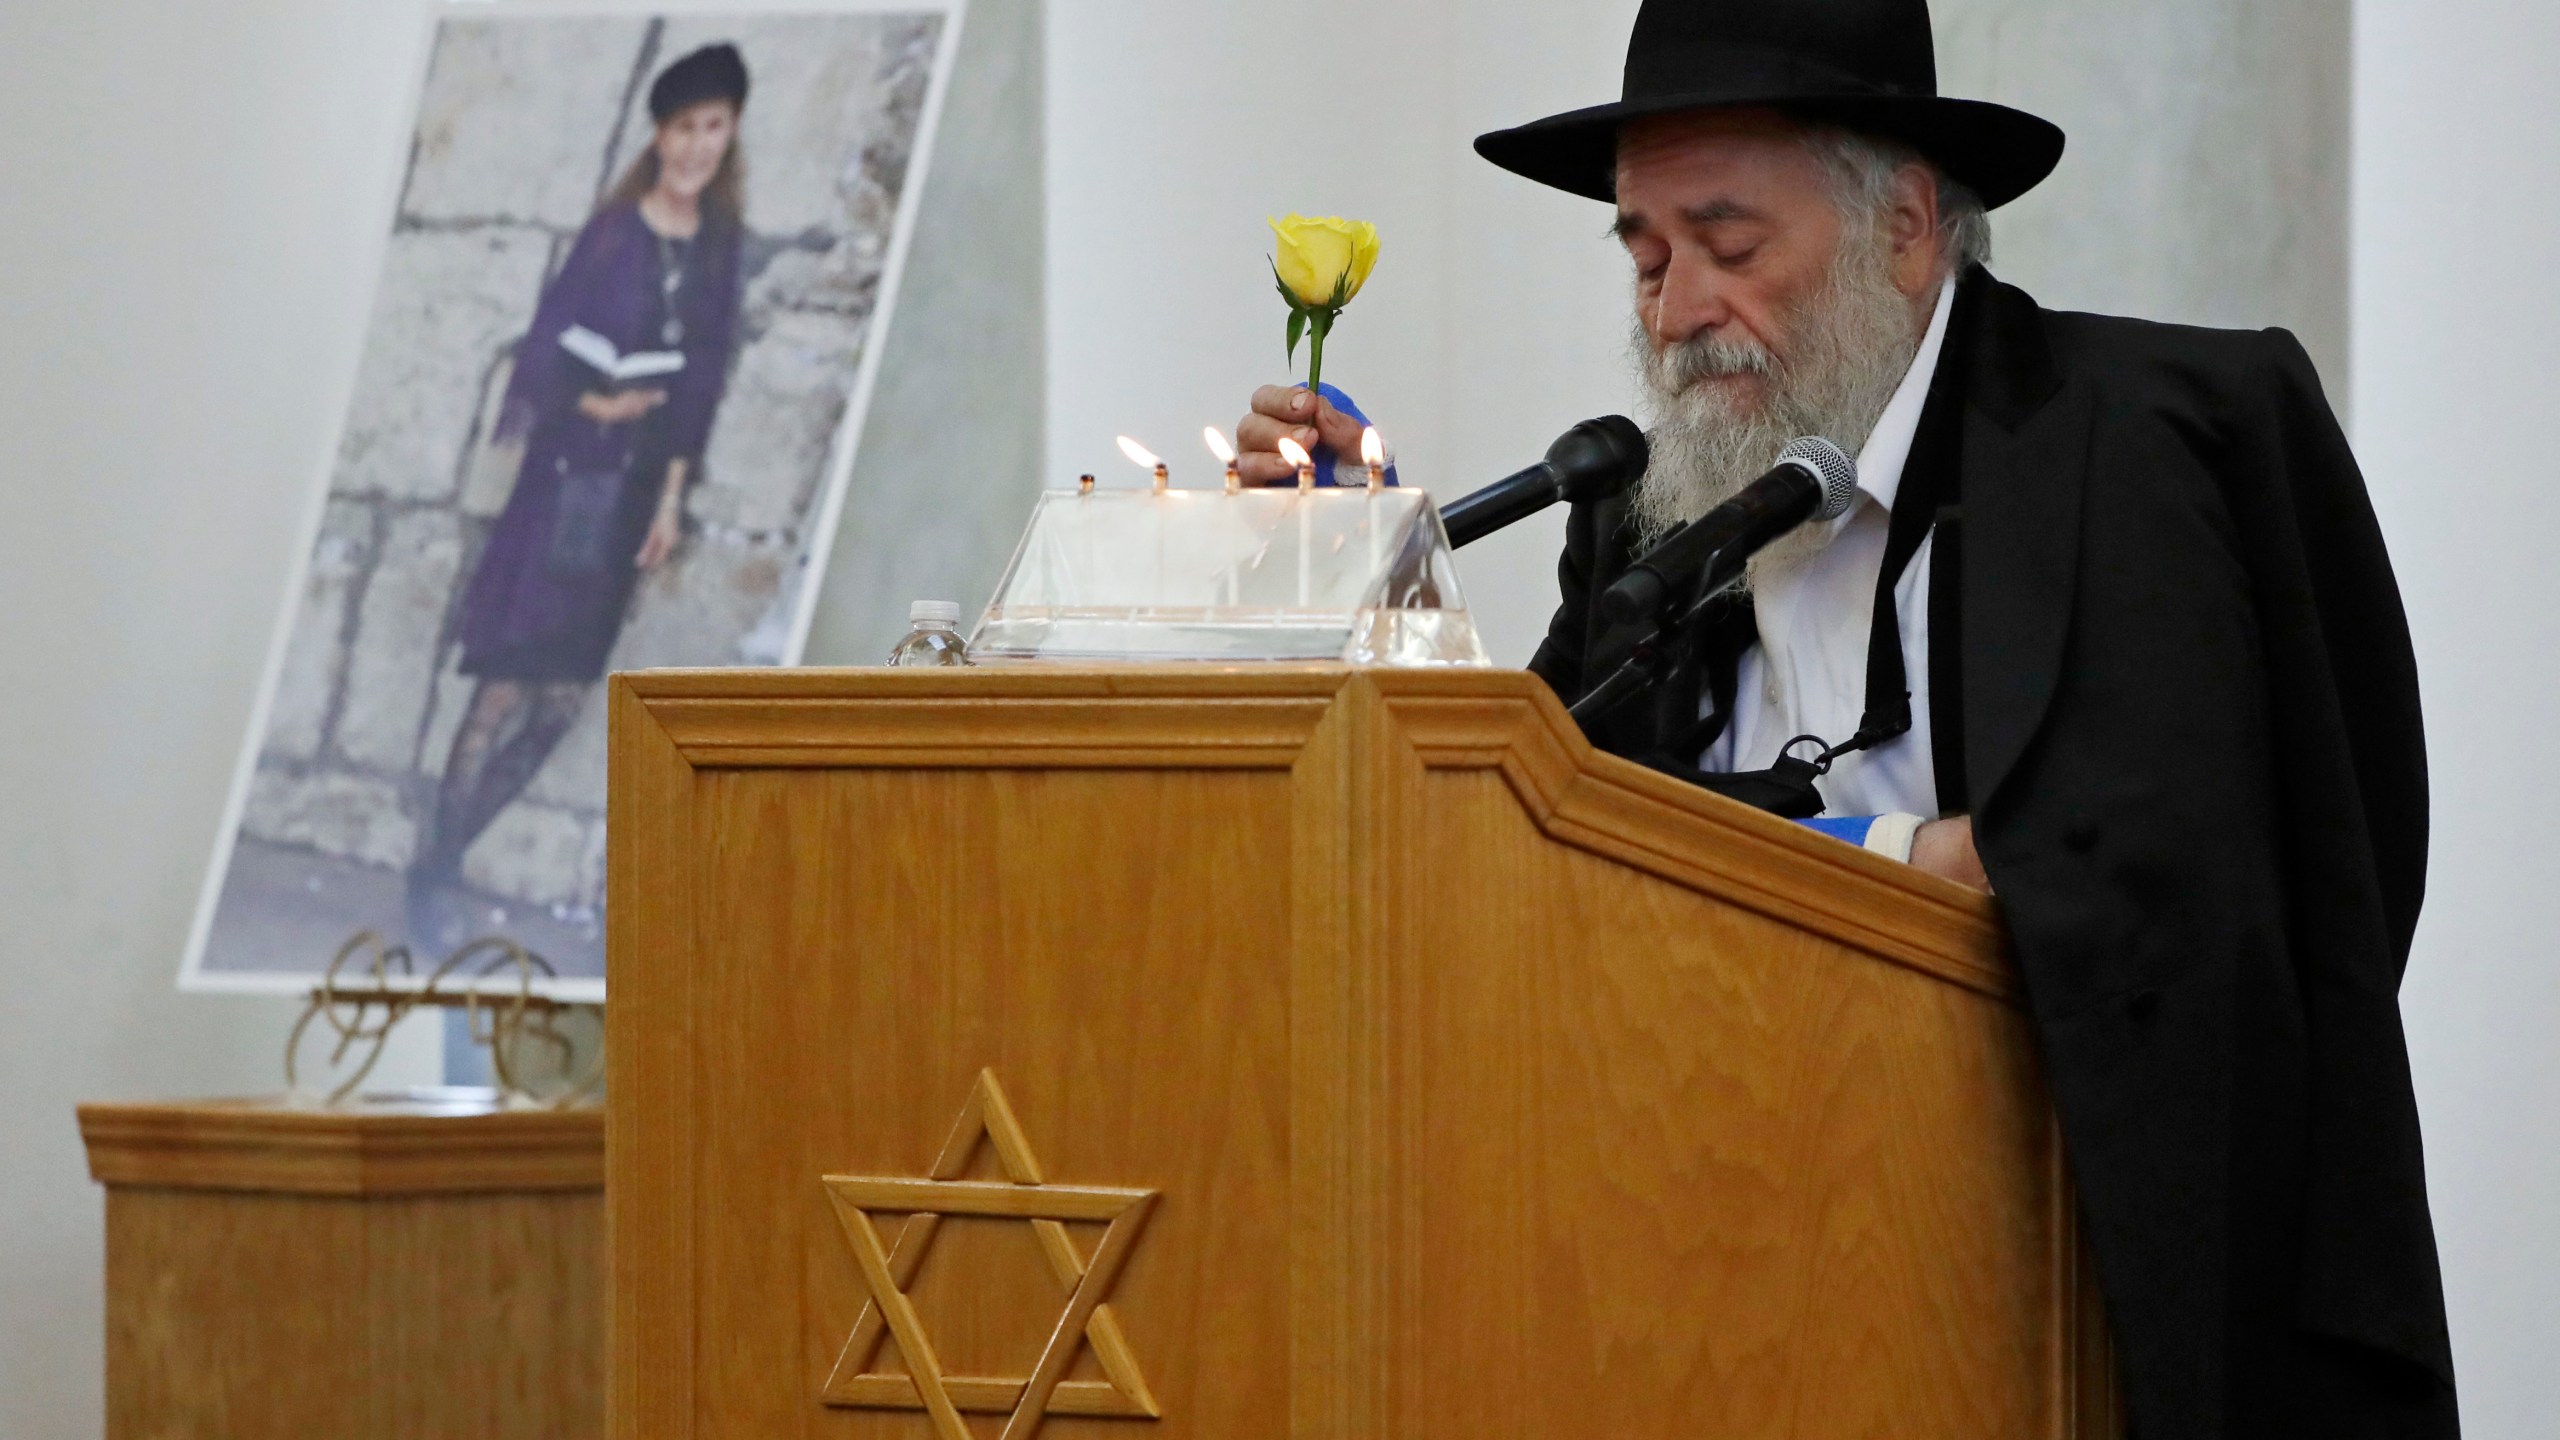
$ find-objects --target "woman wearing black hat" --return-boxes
[410,43,751,938]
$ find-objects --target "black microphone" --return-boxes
[1440,416,1649,549]
[1599,436,1860,626]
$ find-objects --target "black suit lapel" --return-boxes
[1957,272,2089,811]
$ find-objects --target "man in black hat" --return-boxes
[1236,1,2455,1435]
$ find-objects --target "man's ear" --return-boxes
[1888,164,1944,298]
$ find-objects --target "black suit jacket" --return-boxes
[1531,270,2457,1438]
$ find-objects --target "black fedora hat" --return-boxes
[1475,0,2063,210]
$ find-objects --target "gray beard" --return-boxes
[1628,229,1929,579]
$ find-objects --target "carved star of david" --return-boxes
[821,1070,1162,1440]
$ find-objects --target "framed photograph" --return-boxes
[181,0,967,999]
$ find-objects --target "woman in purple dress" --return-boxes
[409,44,749,934]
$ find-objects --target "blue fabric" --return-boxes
[1798,815,1880,848]
[1301,383,1401,488]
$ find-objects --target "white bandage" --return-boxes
[1864,812,1926,865]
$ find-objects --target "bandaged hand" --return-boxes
[1234,385,1368,486]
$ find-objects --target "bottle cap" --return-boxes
[909,600,962,624]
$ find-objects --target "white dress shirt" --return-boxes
[1700,273,1958,822]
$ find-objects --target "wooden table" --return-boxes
[79,1096,603,1439]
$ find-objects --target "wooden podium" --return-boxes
[78,1097,603,1439]
[608,666,2115,1440]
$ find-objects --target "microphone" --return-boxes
[1440,416,1649,549]
[1598,436,1859,625]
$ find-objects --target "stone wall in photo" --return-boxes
[238,11,943,916]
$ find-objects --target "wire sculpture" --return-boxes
[283,930,602,1109]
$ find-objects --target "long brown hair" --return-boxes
[602,112,747,225]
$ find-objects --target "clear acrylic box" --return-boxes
[968,488,1491,666]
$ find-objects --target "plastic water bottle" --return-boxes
[888,601,970,666]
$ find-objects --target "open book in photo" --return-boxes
[558,323,686,384]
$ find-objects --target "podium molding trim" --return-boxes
[622,666,2009,999]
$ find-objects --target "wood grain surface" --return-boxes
[79,1097,603,1195]
[81,1098,603,1440]
[609,665,2113,1440]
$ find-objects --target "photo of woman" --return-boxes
[408,43,750,944]
[185,6,961,996]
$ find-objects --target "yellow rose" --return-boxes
[1269,214,1380,309]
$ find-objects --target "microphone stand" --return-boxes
[1566,549,1750,727]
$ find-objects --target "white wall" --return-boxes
[2355,2,2560,1432]
[0,4,443,1434]
[1934,0,2352,388]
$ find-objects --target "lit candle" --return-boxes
[1203,426,1241,495]
[1358,427,1388,582]
[1276,435,1315,494]
[1117,435,1169,494]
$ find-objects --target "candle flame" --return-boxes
[1116,435,1162,471]
[1275,436,1313,469]
[1202,427,1237,464]
[1360,427,1385,467]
